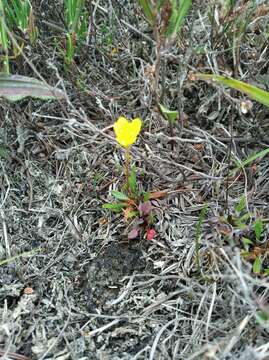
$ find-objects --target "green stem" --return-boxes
[0,0,9,73]
[125,147,131,194]
[169,121,175,151]
[0,248,41,266]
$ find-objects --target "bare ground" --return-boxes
[0,1,269,359]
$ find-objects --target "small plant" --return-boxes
[2,0,37,42]
[219,196,269,275]
[138,0,192,40]
[138,0,192,101]
[0,3,63,101]
[159,103,179,147]
[0,0,38,73]
[0,0,10,73]
[64,0,88,65]
[230,147,269,178]
[209,1,257,78]
[241,217,268,275]
[103,116,157,240]
[100,18,117,49]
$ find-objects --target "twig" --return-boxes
[0,351,29,360]
[0,209,10,258]
[82,319,121,337]
[91,0,155,44]
[150,154,222,180]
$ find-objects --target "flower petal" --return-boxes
[113,116,142,148]
[113,116,128,138]
[130,118,142,137]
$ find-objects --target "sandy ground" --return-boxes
[0,1,269,359]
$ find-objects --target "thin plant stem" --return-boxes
[153,22,162,103]
[125,147,131,194]
[0,248,41,266]
[169,122,175,151]
[0,0,10,73]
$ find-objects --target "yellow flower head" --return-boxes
[113,116,142,148]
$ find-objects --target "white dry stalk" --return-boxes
[0,209,10,258]
[106,275,134,307]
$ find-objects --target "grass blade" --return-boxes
[239,148,269,168]
[0,0,10,73]
[253,256,262,274]
[137,0,155,24]
[254,219,263,242]
[102,203,127,213]
[231,148,269,175]
[111,190,129,201]
[0,248,41,266]
[193,73,269,107]
[0,74,65,101]
[159,103,179,123]
[166,0,192,38]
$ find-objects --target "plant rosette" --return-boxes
[103,115,159,240]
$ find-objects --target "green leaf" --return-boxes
[126,211,138,219]
[0,146,9,158]
[242,237,253,247]
[253,256,262,274]
[157,0,166,10]
[0,7,10,73]
[159,103,179,123]
[102,203,126,213]
[235,196,246,213]
[234,221,248,230]
[256,310,269,323]
[239,148,269,168]
[231,148,269,175]
[143,191,151,202]
[166,0,192,38]
[193,73,269,108]
[264,269,269,276]
[0,74,65,101]
[137,0,155,24]
[2,0,32,33]
[254,219,264,241]
[128,166,137,194]
[239,213,251,222]
[241,251,251,258]
[111,190,129,201]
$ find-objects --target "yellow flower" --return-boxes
[113,116,142,148]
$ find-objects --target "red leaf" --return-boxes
[138,201,152,216]
[149,190,168,199]
[146,228,156,241]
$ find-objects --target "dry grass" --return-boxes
[0,0,269,359]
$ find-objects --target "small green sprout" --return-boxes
[64,0,88,65]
